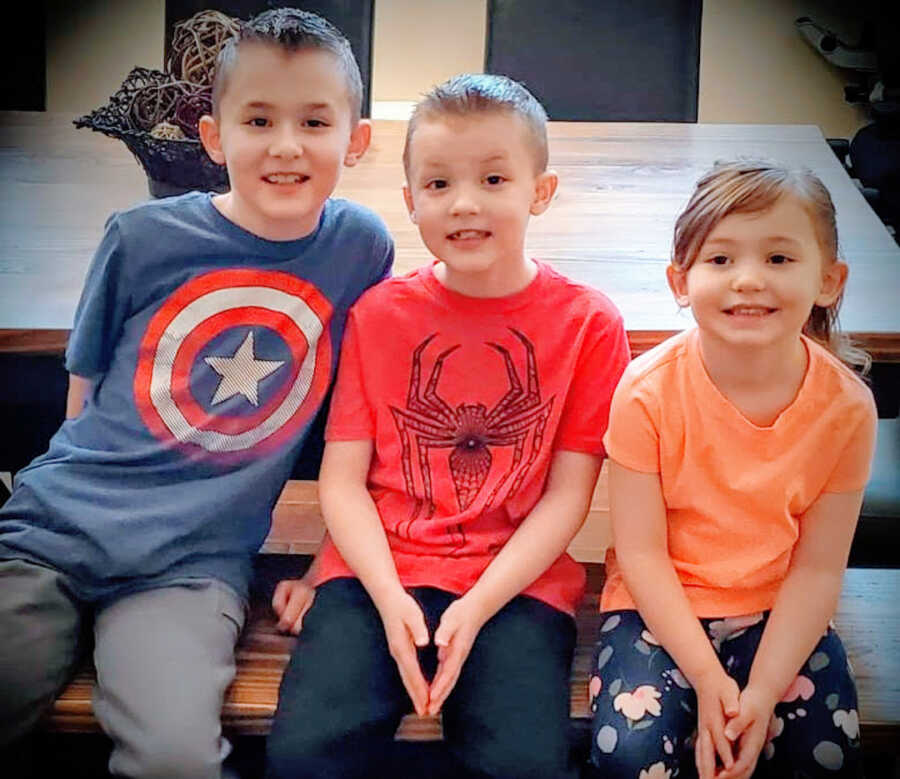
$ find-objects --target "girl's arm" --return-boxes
[317,439,431,715]
[66,374,93,419]
[427,449,601,714]
[721,489,864,779]
[610,460,739,777]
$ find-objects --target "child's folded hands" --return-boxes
[694,668,740,779]
[376,591,431,716]
[427,594,490,716]
[716,685,779,779]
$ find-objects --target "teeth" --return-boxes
[729,306,772,315]
[265,173,304,184]
[451,230,486,239]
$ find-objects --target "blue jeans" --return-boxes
[587,609,862,778]
[266,577,577,779]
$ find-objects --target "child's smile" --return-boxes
[199,43,370,241]
[403,112,556,297]
[669,194,846,353]
[262,172,311,185]
[446,228,492,247]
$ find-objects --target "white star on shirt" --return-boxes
[204,331,284,407]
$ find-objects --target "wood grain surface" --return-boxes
[2,113,898,359]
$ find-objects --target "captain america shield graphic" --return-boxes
[134,269,332,458]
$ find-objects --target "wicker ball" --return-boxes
[173,88,213,139]
[167,10,241,86]
[129,80,193,131]
[149,121,187,140]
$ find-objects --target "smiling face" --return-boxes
[667,194,847,353]
[199,42,370,241]
[402,112,556,297]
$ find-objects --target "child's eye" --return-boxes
[304,118,328,128]
[425,179,448,190]
[708,254,729,265]
[769,254,791,264]
[484,174,505,185]
[247,117,269,128]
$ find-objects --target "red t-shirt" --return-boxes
[313,262,630,615]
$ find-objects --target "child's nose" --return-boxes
[449,185,479,215]
[270,127,303,158]
[730,264,765,291]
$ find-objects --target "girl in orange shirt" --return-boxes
[588,161,877,779]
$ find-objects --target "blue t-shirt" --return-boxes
[0,192,392,602]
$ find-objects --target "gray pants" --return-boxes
[0,559,245,779]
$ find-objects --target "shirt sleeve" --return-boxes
[374,232,394,284]
[325,308,376,441]
[602,364,662,474]
[554,311,631,456]
[823,393,878,493]
[65,213,131,379]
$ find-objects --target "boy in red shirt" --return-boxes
[267,74,630,779]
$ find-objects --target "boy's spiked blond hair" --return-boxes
[402,73,549,175]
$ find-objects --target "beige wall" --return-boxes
[45,0,869,138]
[46,0,164,114]
[698,0,868,137]
[371,0,485,101]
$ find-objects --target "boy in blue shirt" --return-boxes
[0,9,391,778]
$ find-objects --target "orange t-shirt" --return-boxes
[601,328,877,617]
[313,262,630,615]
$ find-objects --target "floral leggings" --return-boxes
[587,610,862,778]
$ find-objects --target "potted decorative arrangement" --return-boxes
[75,10,240,198]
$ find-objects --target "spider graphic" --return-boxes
[389,328,555,545]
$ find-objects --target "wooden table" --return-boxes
[2,113,899,359]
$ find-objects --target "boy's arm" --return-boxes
[720,489,864,779]
[427,449,600,714]
[66,374,93,419]
[609,461,738,778]
[318,439,431,715]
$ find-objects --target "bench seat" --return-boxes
[47,474,899,760]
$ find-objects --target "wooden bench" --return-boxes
[48,467,900,762]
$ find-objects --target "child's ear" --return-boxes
[816,259,848,307]
[530,170,558,215]
[344,120,372,167]
[666,265,691,308]
[198,114,225,166]
[403,185,417,223]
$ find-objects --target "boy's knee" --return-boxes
[265,728,339,779]
[108,724,225,779]
[458,737,574,779]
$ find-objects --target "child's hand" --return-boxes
[377,591,431,716]
[693,670,740,779]
[427,595,488,715]
[716,685,778,779]
[272,578,316,634]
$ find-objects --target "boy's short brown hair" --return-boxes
[403,73,549,175]
[211,7,363,124]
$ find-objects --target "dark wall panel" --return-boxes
[486,0,702,122]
